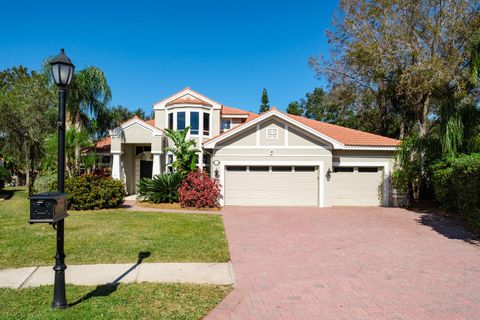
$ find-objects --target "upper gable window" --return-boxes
[177,112,186,131]
[221,120,231,132]
[190,111,199,135]
[266,127,278,139]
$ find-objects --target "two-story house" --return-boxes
[97,87,400,207]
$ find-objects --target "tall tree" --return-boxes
[312,0,480,196]
[286,101,303,116]
[259,88,270,113]
[0,67,56,193]
[64,66,111,170]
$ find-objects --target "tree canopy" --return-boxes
[307,0,480,198]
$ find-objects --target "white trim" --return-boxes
[256,125,260,146]
[332,160,391,206]
[204,109,343,149]
[219,160,325,208]
[221,114,249,119]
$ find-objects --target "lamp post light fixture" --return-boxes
[50,48,74,309]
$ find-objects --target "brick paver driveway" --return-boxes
[206,206,480,320]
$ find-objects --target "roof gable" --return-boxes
[204,109,400,150]
[153,87,222,110]
[110,116,163,138]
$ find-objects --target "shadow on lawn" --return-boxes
[69,251,151,307]
[409,204,479,246]
[0,189,16,200]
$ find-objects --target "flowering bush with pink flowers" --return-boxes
[178,170,221,208]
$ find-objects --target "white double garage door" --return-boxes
[224,164,383,207]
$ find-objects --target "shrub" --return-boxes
[32,173,57,193]
[178,170,221,208]
[0,166,11,189]
[391,168,409,192]
[65,174,126,210]
[137,172,183,203]
[430,153,480,234]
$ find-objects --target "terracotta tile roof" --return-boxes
[95,136,111,151]
[205,108,400,148]
[221,105,251,116]
[145,119,156,127]
[166,96,212,106]
[286,113,400,147]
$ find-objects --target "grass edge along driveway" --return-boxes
[0,282,232,320]
[0,187,230,268]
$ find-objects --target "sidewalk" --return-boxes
[0,262,234,289]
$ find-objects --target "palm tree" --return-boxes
[66,67,111,171]
[164,127,200,176]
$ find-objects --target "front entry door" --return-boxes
[140,160,153,179]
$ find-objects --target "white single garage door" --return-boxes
[225,165,319,206]
[331,167,383,206]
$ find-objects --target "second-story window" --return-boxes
[190,111,199,135]
[203,112,210,136]
[221,120,231,131]
[177,112,186,131]
[168,113,174,129]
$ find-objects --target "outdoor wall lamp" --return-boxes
[30,48,74,310]
[326,168,332,181]
[215,168,220,178]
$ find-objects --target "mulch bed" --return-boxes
[135,201,222,212]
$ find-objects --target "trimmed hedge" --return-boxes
[65,174,126,210]
[431,153,480,234]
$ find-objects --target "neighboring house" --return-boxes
[97,87,400,207]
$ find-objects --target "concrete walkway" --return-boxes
[0,262,234,289]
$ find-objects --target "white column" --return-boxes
[112,152,122,180]
[198,152,203,170]
[152,153,161,177]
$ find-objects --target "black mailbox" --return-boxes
[29,192,68,224]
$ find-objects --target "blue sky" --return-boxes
[0,0,338,114]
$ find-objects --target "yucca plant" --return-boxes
[137,172,183,203]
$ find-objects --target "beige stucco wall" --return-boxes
[212,109,221,137]
[155,109,166,129]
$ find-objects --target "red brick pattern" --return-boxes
[206,206,480,320]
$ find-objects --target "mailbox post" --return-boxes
[29,49,74,309]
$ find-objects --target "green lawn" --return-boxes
[0,187,229,268]
[0,283,231,320]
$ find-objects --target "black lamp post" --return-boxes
[50,48,74,309]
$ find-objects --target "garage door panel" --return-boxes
[332,170,383,206]
[225,166,318,206]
